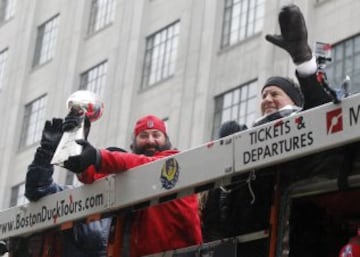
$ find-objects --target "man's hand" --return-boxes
[265,4,312,64]
[63,139,100,173]
[40,118,63,151]
[62,109,91,139]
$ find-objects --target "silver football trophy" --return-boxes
[51,90,104,166]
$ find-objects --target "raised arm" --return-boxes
[266,4,332,109]
[25,119,64,201]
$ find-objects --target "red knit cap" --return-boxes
[134,115,167,136]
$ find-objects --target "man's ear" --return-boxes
[130,144,134,151]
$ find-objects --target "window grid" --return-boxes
[19,95,47,149]
[221,0,265,48]
[326,34,360,94]
[0,0,16,22]
[0,48,8,91]
[142,21,180,88]
[10,182,28,207]
[33,15,59,67]
[213,81,257,138]
[80,61,107,96]
[88,0,116,34]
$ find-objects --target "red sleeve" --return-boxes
[77,166,107,184]
[98,149,163,172]
[78,149,178,184]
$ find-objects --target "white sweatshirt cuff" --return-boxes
[296,56,317,77]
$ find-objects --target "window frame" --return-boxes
[10,182,28,207]
[213,80,258,138]
[0,0,16,23]
[19,95,47,149]
[32,14,59,67]
[87,0,116,35]
[141,20,180,89]
[79,60,108,96]
[326,34,360,94]
[0,47,8,91]
[221,0,265,48]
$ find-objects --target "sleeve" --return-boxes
[297,72,332,110]
[295,57,333,110]
[77,150,161,184]
[77,166,107,184]
[99,150,156,171]
[25,148,63,202]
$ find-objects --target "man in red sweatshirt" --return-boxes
[64,114,202,257]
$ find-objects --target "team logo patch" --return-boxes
[160,158,179,190]
[326,108,343,134]
[147,120,154,128]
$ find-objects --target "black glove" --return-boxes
[265,4,312,64]
[63,139,100,173]
[62,109,91,139]
[33,147,54,165]
[40,118,63,151]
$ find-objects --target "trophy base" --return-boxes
[51,126,84,166]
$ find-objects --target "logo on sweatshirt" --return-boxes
[160,158,179,190]
[326,108,343,134]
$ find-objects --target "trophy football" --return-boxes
[51,90,104,166]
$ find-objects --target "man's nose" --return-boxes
[146,135,157,144]
[263,94,273,102]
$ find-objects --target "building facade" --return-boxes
[0,0,359,209]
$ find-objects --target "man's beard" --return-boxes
[132,139,172,156]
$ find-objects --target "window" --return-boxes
[19,95,47,149]
[80,61,107,96]
[0,48,8,91]
[33,15,59,67]
[213,81,257,138]
[141,21,180,88]
[0,0,16,22]
[88,0,116,34]
[221,0,265,48]
[326,34,360,94]
[10,182,28,207]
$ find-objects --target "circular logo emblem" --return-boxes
[147,120,154,128]
[160,158,179,189]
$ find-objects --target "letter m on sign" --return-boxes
[350,105,360,126]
